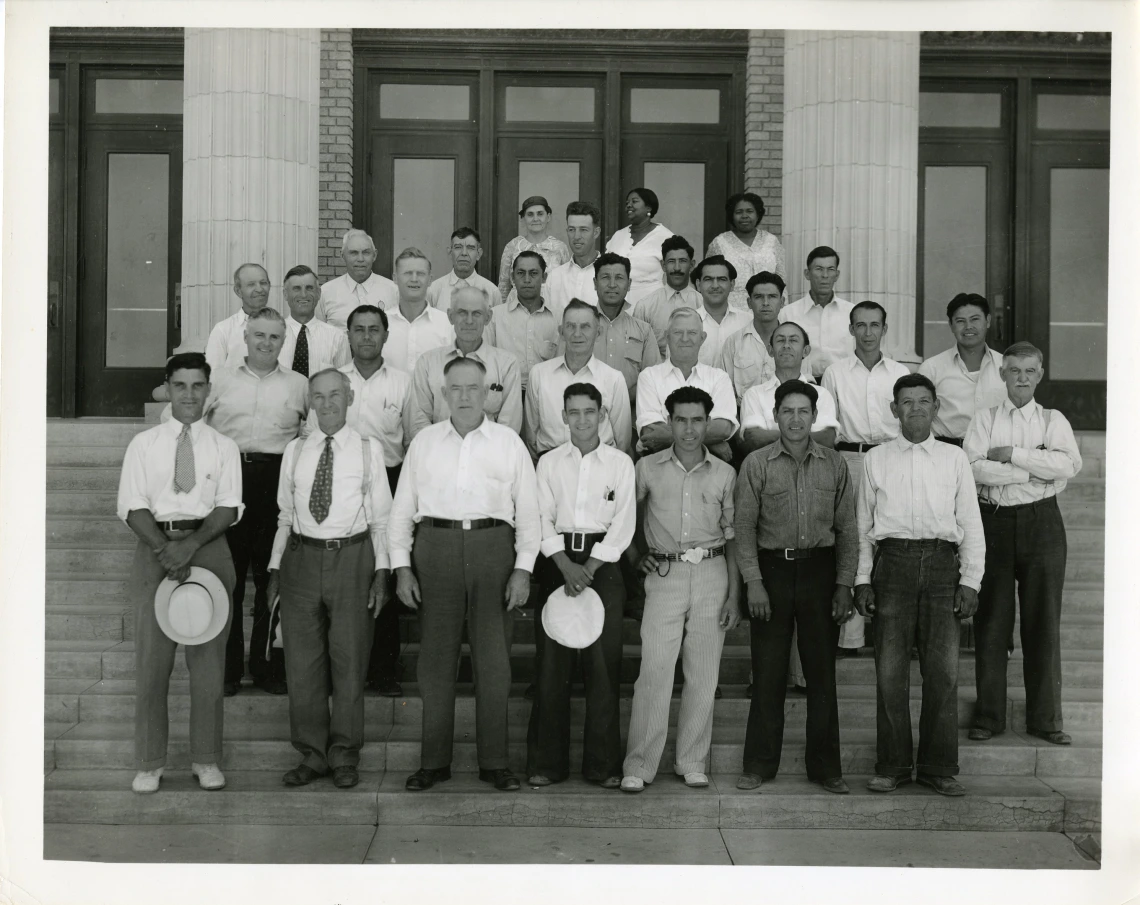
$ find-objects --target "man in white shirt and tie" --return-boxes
[544,201,602,314]
[779,246,853,381]
[964,341,1083,747]
[267,368,394,790]
[427,227,503,313]
[632,235,703,357]
[117,352,243,794]
[204,263,271,376]
[280,264,350,376]
[383,247,454,375]
[318,229,399,330]
[392,357,542,793]
[855,373,985,798]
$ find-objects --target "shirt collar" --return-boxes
[447,342,486,361]
[668,446,713,472]
[767,437,826,461]
[445,414,490,440]
[895,432,938,453]
[666,361,704,382]
[313,422,353,451]
[569,253,599,272]
[346,360,387,383]
[344,272,376,290]
[507,295,552,314]
[447,270,478,287]
[1001,395,1040,419]
[391,302,434,324]
[561,439,605,462]
[952,344,1000,369]
[167,416,205,439]
[557,355,598,377]
[238,359,281,379]
[599,302,632,323]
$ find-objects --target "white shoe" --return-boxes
[682,772,709,788]
[132,768,163,794]
[191,762,226,790]
[620,776,645,793]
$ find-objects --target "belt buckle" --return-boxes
[680,547,706,565]
[241,452,255,463]
[324,538,341,551]
[462,519,472,530]
[570,532,586,553]
[783,548,795,561]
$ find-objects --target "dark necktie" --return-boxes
[293,324,309,377]
[309,436,334,523]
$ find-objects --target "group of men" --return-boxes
[118,210,1083,798]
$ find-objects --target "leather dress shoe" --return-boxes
[332,765,360,788]
[405,766,452,791]
[968,727,993,741]
[479,768,521,791]
[736,773,762,791]
[1027,728,1072,746]
[223,682,240,697]
[283,764,327,787]
[528,774,554,786]
[916,773,966,796]
[597,776,622,790]
[817,776,849,794]
[258,677,288,695]
[867,774,911,793]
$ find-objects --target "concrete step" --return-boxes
[48,446,138,467]
[47,418,148,447]
[47,467,122,493]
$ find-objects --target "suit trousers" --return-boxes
[366,463,405,684]
[278,536,375,772]
[973,496,1068,733]
[743,548,842,781]
[414,523,515,770]
[623,556,728,782]
[131,532,236,770]
[526,550,625,782]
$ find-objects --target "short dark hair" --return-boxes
[772,320,810,347]
[165,352,210,383]
[725,191,766,223]
[562,298,600,320]
[347,304,388,332]
[850,300,888,325]
[806,246,841,269]
[283,264,316,284]
[565,201,601,226]
[892,373,938,403]
[443,356,487,377]
[593,251,631,277]
[746,271,785,297]
[692,254,738,283]
[450,226,482,245]
[1003,340,1044,363]
[774,378,818,413]
[661,235,695,260]
[946,292,990,319]
[665,386,713,416]
[513,250,547,274]
[563,381,603,409]
[627,187,659,217]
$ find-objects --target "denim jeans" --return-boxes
[871,538,961,778]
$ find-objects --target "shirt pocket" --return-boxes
[759,488,791,524]
[379,403,403,435]
[484,386,505,416]
[481,476,514,514]
[198,474,218,509]
[811,488,836,534]
[930,477,959,528]
[624,336,646,365]
[732,354,762,391]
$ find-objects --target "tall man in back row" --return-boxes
[318,229,398,330]
[280,264,351,376]
[779,246,853,381]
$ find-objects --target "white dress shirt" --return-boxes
[694,305,751,367]
[739,375,839,433]
[918,345,1007,440]
[408,342,523,440]
[524,355,632,455]
[536,440,636,564]
[270,425,392,570]
[965,397,1083,507]
[304,361,412,468]
[427,270,503,312]
[204,310,253,377]
[632,285,703,356]
[822,353,912,444]
[606,224,674,305]
[202,362,309,454]
[545,255,600,315]
[779,294,854,380]
[856,433,985,589]
[318,272,399,331]
[634,361,739,433]
[117,418,244,524]
[280,316,351,375]
[382,302,454,375]
[388,416,542,571]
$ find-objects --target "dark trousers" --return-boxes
[366,463,404,684]
[225,456,284,685]
[414,523,515,770]
[974,496,1068,733]
[743,549,841,781]
[872,539,961,778]
[278,536,375,772]
[526,549,625,782]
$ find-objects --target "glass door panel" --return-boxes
[392,158,457,280]
[644,161,707,259]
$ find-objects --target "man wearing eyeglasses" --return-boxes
[427,227,503,313]
[778,246,853,381]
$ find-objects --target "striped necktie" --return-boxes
[173,424,196,493]
[292,324,309,376]
[308,436,334,523]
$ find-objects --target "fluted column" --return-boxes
[783,31,919,360]
[179,28,320,353]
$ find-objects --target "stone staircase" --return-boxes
[44,419,1104,833]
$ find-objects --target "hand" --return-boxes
[266,569,280,607]
[395,567,421,611]
[505,569,532,611]
[719,596,741,632]
[636,553,662,576]
[157,537,197,575]
[554,555,594,598]
[854,584,875,617]
[368,569,390,618]
[746,580,771,621]
[832,585,854,625]
[987,446,1014,463]
[954,585,980,619]
[166,564,192,583]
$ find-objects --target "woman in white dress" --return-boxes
[606,187,674,305]
[705,192,786,310]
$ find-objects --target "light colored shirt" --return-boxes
[821,353,912,444]
[965,397,1083,507]
[545,255,600,315]
[280,316,350,376]
[536,441,636,563]
[524,355,633,456]
[856,433,985,590]
[318,272,399,331]
[484,295,561,390]
[269,425,392,571]
[740,375,839,433]
[409,342,523,440]
[918,345,1007,439]
[635,361,739,434]
[383,302,454,376]
[388,416,542,571]
[632,285,703,356]
[497,235,572,301]
[202,362,309,454]
[695,306,752,367]
[705,230,787,310]
[594,304,661,399]
[204,309,253,377]
[779,294,854,380]
[304,361,412,468]
[117,418,244,524]
[427,270,502,313]
[715,321,779,403]
[606,223,674,305]
[635,447,736,554]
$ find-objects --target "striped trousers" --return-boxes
[623,556,728,782]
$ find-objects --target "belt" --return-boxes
[420,517,509,531]
[935,436,964,448]
[653,545,726,563]
[878,537,955,551]
[562,531,606,553]
[977,495,1058,515]
[836,441,879,453]
[758,546,834,561]
[240,452,284,464]
[291,530,369,550]
[158,519,204,531]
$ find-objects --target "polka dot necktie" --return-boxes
[292,324,309,377]
[308,436,334,524]
[173,424,196,494]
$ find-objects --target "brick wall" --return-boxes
[318,29,353,284]
[744,31,784,242]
